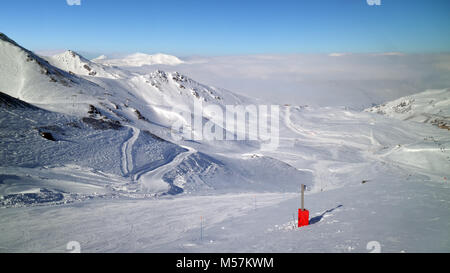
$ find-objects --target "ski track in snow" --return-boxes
[120,126,140,176]
[118,123,196,191]
[2,33,450,252]
[284,106,310,137]
[133,145,196,192]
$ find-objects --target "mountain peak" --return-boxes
[0,33,19,46]
[92,54,107,61]
[92,52,184,67]
[46,50,107,78]
[55,50,90,62]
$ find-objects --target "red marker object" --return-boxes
[298,209,309,227]
[298,184,309,227]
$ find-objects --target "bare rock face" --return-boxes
[0,188,64,207]
[81,117,122,130]
[88,104,101,117]
[39,132,56,141]
[134,109,148,121]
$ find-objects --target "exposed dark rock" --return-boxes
[39,132,56,141]
[134,109,148,121]
[83,64,92,71]
[152,70,168,82]
[166,185,184,195]
[88,104,101,117]
[432,120,450,131]
[191,90,200,99]
[172,72,188,83]
[82,117,122,130]
[1,188,64,207]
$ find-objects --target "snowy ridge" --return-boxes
[132,69,248,109]
[366,88,450,130]
[1,32,450,252]
[0,33,307,201]
[0,33,111,107]
[47,50,117,79]
[92,53,184,67]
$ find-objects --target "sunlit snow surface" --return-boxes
[0,33,449,252]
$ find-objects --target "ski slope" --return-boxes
[1,33,450,252]
[135,145,196,194]
[121,126,140,176]
[366,88,450,130]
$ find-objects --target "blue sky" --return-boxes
[1,0,449,56]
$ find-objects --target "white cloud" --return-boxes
[329,53,349,57]
[66,0,81,6]
[371,52,405,56]
[146,53,450,108]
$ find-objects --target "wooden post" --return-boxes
[301,184,305,211]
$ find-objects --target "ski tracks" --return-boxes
[120,125,196,193]
[121,126,140,176]
[134,145,196,192]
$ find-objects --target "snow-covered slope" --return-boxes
[0,33,308,201]
[128,69,249,124]
[1,33,450,253]
[0,33,112,107]
[0,90,189,202]
[1,33,76,102]
[47,50,119,79]
[92,53,184,67]
[366,88,450,130]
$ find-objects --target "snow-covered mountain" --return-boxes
[46,50,120,79]
[366,88,450,130]
[1,33,450,253]
[0,33,86,104]
[92,52,184,67]
[0,33,309,203]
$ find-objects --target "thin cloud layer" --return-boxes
[145,53,450,109]
[66,0,81,6]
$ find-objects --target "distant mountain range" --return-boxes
[0,32,311,206]
[92,52,184,67]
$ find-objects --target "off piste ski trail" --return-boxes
[1,32,450,252]
[119,124,196,193]
[133,145,196,193]
[120,126,140,176]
